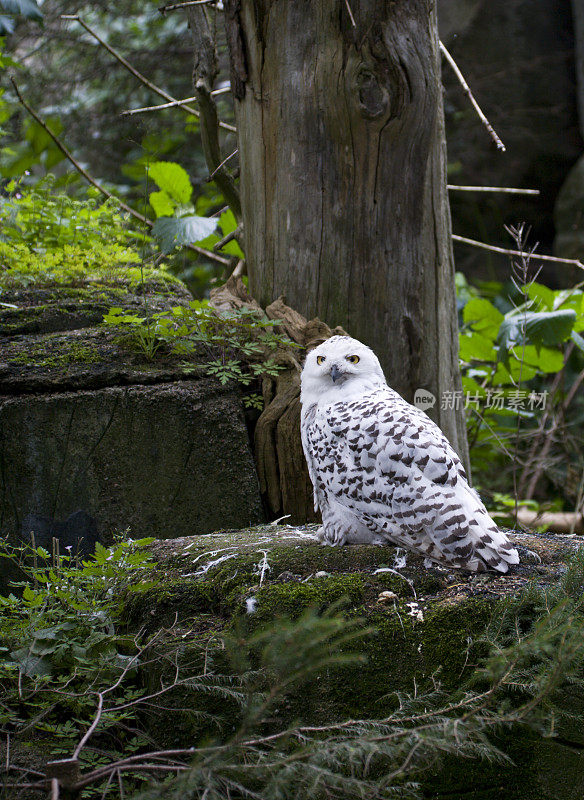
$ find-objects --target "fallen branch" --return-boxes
[515,509,584,535]
[439,40,506,152]
[10,79,231,267]
[61,15,235,133]
[452,234,584,270]
[448,185,539,195]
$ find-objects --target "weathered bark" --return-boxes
[226,0,470,470]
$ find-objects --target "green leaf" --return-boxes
[462,298,504,341]
[526,282,555,311]
[571,329,584,355]
[149,191,175,218]
[148,161,192,205]
[152,215,217,253]
[497,308,576,361]
[516,345,564,373]
[459,332,497,362]
[0,0,43,21]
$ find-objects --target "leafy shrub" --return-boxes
[103,302,292,406]
[456,270,584,508]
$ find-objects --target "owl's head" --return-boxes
[300,335,386,405]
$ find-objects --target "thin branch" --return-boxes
[73,694,104,760]
[122,86,230,116]
[208,148,238,181]
[10,80,231,268]
[61,15,235,133]
[344,0,356,27]
[214,224,242,251]
[452,234,584,270]
[10,80,150,225]
[231,259,247,279]
[448,185,539,195]
[439,40,506,152]
[160,0,220,13]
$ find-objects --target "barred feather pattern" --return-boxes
[300,336,519,573]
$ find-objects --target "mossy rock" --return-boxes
[0,272,264,553]
[121,524,584,800]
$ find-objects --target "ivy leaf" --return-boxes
[152,215,218,253]
[148,161,192,205]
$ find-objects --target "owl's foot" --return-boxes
[515,544,542,564]
[316,525,347,546]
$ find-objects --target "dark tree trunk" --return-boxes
[226,0,470,469]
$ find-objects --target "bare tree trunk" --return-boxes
[225,0,470,470]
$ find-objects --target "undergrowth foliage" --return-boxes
[102,304,292,408]
[455,245,584,517]
[3,540,584,799]
[0,176,154,288]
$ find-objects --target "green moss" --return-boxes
[7,337,104,368]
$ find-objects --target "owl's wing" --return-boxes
[312,391,518,572]
[300,403,325,512]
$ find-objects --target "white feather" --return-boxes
[300,336,519,573]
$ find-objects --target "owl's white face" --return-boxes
[300,335,386,405]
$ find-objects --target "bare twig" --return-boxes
[208,148,238,180]
[344,0,356,27]
[10,80,231,267]
[452,234,584,270]
[61,15,235,133]
[160,0,220,13]
[73,694,104,759]
[448,185,539,195]
[122,86,230,116]
[439,40,506,152]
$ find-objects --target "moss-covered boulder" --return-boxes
[123,524,584,800]
[0,270,264,552]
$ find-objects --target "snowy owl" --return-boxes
[300,336,519,573]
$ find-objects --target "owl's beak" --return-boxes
[330,364,342,382]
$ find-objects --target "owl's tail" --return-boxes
[456,483,520,572]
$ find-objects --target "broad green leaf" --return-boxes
[492,361,538,385]
[497,308,576,362]
[511,345,564,373]
[459,332,496,362]
[526,282,554,310]
[149,190,175,218]
[148,161,192,205]
[462,298,503,341]
[152,215,217,253]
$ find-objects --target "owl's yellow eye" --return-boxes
[346,355,360,364]
[316,355,326,365]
